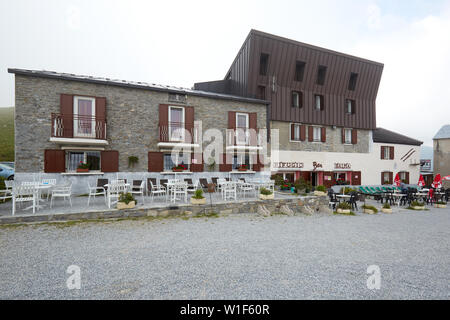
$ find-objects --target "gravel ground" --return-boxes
[0,207,449,299]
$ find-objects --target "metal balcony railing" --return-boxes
[51,113,106,140]
[159,121,197,144]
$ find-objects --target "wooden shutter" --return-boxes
[341,128,345,144]
[101,150,119,172]
[228,111,236,129]
[291,124,295,140]
[299,91,303,108]
[95,97,106,140]
[249,113,257,146]
[219,153,232,172]
[351,129,357,144]
[191,153,203,172]
[351,100,356,114]
[320,95,324,110]
[380,146,384,159]
[405,172,410,184]
[389,172,393,184]
[321,127,326,142]
[44,149,65,173]
[300,125,306,141]
[60,94,73,138]
[351,171,361,185]
[148,152,164,172]
[185,106,194,143]
[389,147,394,160]
[381,172,384,184]
[308,126,313,142]
[159,104,168,141]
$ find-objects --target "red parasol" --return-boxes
[418,174,425,187]
[431,174,442,188]
[393,173,401,186]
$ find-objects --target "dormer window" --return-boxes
[295,61,306,82]
[316,65,327,85]
[259,53,269,76]
[348,72,358,91]
[291,91,302,108]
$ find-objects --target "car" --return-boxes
[0,162,14,169]
[0,163,14,180]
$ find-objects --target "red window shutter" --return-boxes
[249,113,257,130]
[101,150,119,172]
[405,172,410,184]
[308,126,313,142]
[341,128,345,144]
[300,125,306,141]
[95,97,106,140]
[320,95,325,110]
[219,153,232,172]
[299,92,303,108]
[389,147,394,159]
[148,152,164,172]
[291,124,295,140]
[185,106,194,143]
[252,153,263,172]
[60,94,73,138]
[351,129,357,144]
[321,127,326,142]
[44,149,65,173]
[351,100,356,114]
[191,153,203,172]
[389,172,393,184]
[159,104,169,141]
[228,111,236,129]
[380,146,384,159]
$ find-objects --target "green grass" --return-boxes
[0,107,14,161]
[333,211,356,216]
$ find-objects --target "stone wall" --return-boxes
[14,75,267,173]
[270,120,370,153]
[434,138,450,188]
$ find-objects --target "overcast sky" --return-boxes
[1,0,449,146]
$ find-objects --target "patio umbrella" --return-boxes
[418,174,425,187]
[432,174,442,189]
[393,173,401,187]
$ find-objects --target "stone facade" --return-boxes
[14,75,267,173]
[434,138,450,188]
[270,120,371,153]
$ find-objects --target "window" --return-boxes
[313,127,322,142]
[348,72,358,91]
[232,153,252,170]
[316,65,327,85]
[315,95,324,110]
[291,91,302,108]
[399,171,406,181]
[66,151,101,172]
[382,172,391,184]
[164,152,190,171]
[344,129,352,144]
[169,106,184,141]
[236,113,249,144]
[381,146,390,160]
[257,86,266,100]
[73,96,96,138]
[291,124,301,141]
[295,61,306,81]
[259,53,269,76]
[334,172,347,182]
[346,99,355,114]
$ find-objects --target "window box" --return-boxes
[117,201,136,210]
[76,168,89,173]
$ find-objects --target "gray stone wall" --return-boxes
[14,75,267,173]
[270,120,370,153]
[434,139,450,188]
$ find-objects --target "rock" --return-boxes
[280,205,294,216]
[318,205,333,214]
[257,205,271,217]
[300,205,314,215]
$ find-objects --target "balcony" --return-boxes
[158,121,199,147]
[50,113,108,145]
[226,127,263,151]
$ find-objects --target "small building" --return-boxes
[433,124,450,188]
[420,146,434,187]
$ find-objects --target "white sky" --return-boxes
[1,0,450,146]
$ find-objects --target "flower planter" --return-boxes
[381,208,393,214]
[117,201,135,210]
[172,168,183,172]
[337,208,350,214]
[313,191,326,197]
[76,168,89,173]
[238,168,248,172]
[434,204,447,208]
[412,206,425,210]
[259,193,274,200]
[364,209,376,214]
[190,197,206,205]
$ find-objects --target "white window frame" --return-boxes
[383,172,390,184]
[313,126,322,142]
[383,146,390,160]
[399,171,406,181]
[290,123,301,142]
[73,96,96,138]
[346,99,353,114]
[164,152,190,171]
[292,91,300,108]
[344,128,352,144]
[235,112,249,145]
[66,150,101,172]
[232,153,252,171]
[315,95,322,110]
[168,106,185,142]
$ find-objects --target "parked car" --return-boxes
[0,163,14,180]
[0,162,14,169]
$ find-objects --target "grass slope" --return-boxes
[0,107,14,161]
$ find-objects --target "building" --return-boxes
[433,124,450,188]
[8,68,269,194]
[420,145,434,187]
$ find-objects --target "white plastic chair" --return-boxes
[87,181,106,206]
[223,182,237,201]
[1,180,14,203]
[50,183,72,208]
[12,185,37,215]
[149,180,166,202]
[171,183,187,203]
[41,179,57,200]
[130,180,146,204]
[239,182,256,198]
[107,183,128,208]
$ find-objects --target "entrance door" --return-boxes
[311,172,318,187]
[351,171,361,185]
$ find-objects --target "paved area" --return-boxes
[0,205,449,299]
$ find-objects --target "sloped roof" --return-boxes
[433,124,450,140]
[7,68,269,105]
[373,127,422,146]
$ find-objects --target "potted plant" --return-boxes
[362,204,378,214]
[237,164,248,172]
[259,187,274,200]
[280,181,291,191]
[434,201,447,209]
[190,189,206,205]
[336,201,352,214]
[128,156,139,168]
[117,192,136,210]
[314,185,327,196]
[76,161,90,173]
[381,202,392,213]
[172,164,186,172]
[410,200,425,210]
